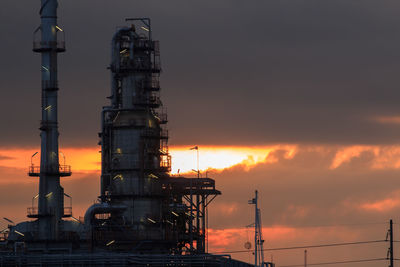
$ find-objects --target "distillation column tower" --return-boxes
[97,18,172,251]
[29,0,71,240]
[85,19,222,253]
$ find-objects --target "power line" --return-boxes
[213,240,387,254]
[276,221,388,229]
[279,257,387,267]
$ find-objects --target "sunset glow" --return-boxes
[169,145,298,174]
[4,144,400,177]
[0,145,299,176]
[0,148,101,174]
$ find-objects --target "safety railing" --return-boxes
[27,206,72,218]
[160,129,169,139]
[33,41,66,52]
[28,165,72,177]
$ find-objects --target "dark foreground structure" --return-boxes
[0,0,258,266]
[0,254,253,267]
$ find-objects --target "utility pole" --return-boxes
[255,190,258,267]
[390,219,394,267]
[249,190,265,267]
[304,250,307,267]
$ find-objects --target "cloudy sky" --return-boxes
[2,0,400,265]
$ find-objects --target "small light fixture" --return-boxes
[171,211,179,217]
[56,25,63,32]
[14,230,24,237]
[71,217,81,223]
[147,218,156,224]
[113,174,123,180]
[148,174,158,179]
[106,240,115,246]
[141,26,149,32]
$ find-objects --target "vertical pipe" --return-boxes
[196,193,200,251]
[304,250,307,267]
[390,219,394,267]
[201,195,206,253]
[189,178,193,252]
[206,205,208,253]
[255,190,258,267]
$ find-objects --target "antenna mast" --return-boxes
[249,190,265,267]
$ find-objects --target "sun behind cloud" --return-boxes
[0,145,298,176]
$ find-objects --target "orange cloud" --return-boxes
[361,198,400,212]
[169,145,298,174]
[330,145,400,170]
[371,115,400,125]
[330,146,379,169]
[341,190,400,213]
[356,190,400,213]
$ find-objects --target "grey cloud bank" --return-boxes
[1,0,400,146]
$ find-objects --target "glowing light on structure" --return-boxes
[147,218,156,224]
[106,240,115,246]
[71,217,81,223]
[113,174,123,181]
[14,230,24,237]
[148,174,158,179]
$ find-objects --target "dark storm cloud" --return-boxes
[1,0,400,146]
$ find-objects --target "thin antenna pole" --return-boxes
[197,148,199,178]
[249,190,265,266]
[304,249,307,267]
[255,190,258,267]
[390,219,394,267]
